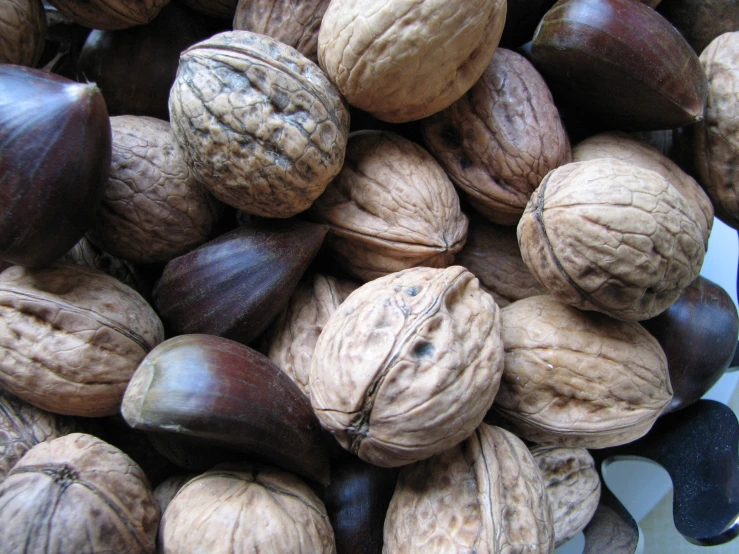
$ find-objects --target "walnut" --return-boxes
[46,0,169,30]
[422,48,571,225]
[573,131,713,247]
[0,388,78,483]
[169,31,350,218]
[517,158,705,321]
[530,445,601,548]
[384,423,554,553]
[310,266,504,467]
[153,473,197,513]
[159,463,336,553]
[694,32,739,229]
[0,433,159,553]
[455,215,547,307]
[86,115,221,264]
[493,295,672,448]
[267,273,359,397]
[0,0,46,67]
[310,131,468,281]
[318,0,506,122]
[0,264,164,417]
[233,0,330,64]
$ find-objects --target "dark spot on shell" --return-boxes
[411,341,435,358]
[460,155,473,169]
[406,286,419,296]
[441,126,463,148]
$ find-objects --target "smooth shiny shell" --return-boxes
[310,266,504,467]
[318,0,506,122]
[422,47,571,225]
[0,0,46,66]
[310,131,468,281]
[159,463,336,554]
[0,433,159,554]
[169,30,350,218]
[384,423,554,553]
[517,158,705,321]
[46,0,170,30]
[494,295,672,448]
[0,264,164,417]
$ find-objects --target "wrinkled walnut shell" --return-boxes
[0,0,46,67]
[310,266,504,467]
[47,0,169,30]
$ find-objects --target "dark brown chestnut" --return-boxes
[642,276,739,414]
[0,65,110,267]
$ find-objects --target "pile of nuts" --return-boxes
[1,0,738,553]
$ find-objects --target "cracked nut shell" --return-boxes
[310,266,504,467]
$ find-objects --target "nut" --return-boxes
[310,266,504,467]
[46,0,169,30]
[0,0,46,67]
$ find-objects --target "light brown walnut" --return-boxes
[46,0,169,30]
[267,273,359,397]
[159,463,336,554]
[87,115,221,264]
[310,266,504,467]
[0,0,46,67]
[517,159,705,321]
[0,264,164,417]
[310,131,468,281]
[422,48,571,225]
[318,0,506,122]
[0,433,159,553]
[233,0,330,64]
[694,32,739,229]
[169,31,350,218]
[530,445,601,548]
[493,295,672,448]
[573,131,713,247]
[384,423,554,554]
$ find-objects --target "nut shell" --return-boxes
[46,0,169,30]
[310,266,504,467]
[0,0,46,66]
[169,30,350,218]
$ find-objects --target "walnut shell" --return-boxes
[0,433,159,553]
[310,266,504,467]
[169,30,350,218]
[46,0,169,30]
[517,158,705,321]
[159,463,336,553]
[455,215,547,307]
[573,131,713,247]
[0,389,78,484]
[87,115,221,264]
[0,264,164,417]
[694,32,739,229]
[153,473,197,513]
[267,273,359,397]
[318,0,506,122]
[422,47,571,225]
[530,445,601,548]
[310,131,469,281]
[233,0,330,63]
[0,0,46,67]
[494,295,672,448]
[384,423,554,553]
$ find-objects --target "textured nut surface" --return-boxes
[310,131,468,281]
[160,463,336,554]
[494,295,672,448]
[0,433,159,553]
[573,131,713,247]
[169,30,350,218]
[422,48,571,225]
[310,266,504,467]
[61,237,143,296]
[267,273,359,397]
[0,264,164,416]
[694,31,739,229]
[318,0,506,122]
[87,115,220,264]
[233,0,330,63]
[153,473,197,514]
[0,389,78,483]
[384,423,554,553]
[455,215,546,307]
[0,0,46,66]
[518,158,705,321]
[47,0,169,29]
[531,445,601,547]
